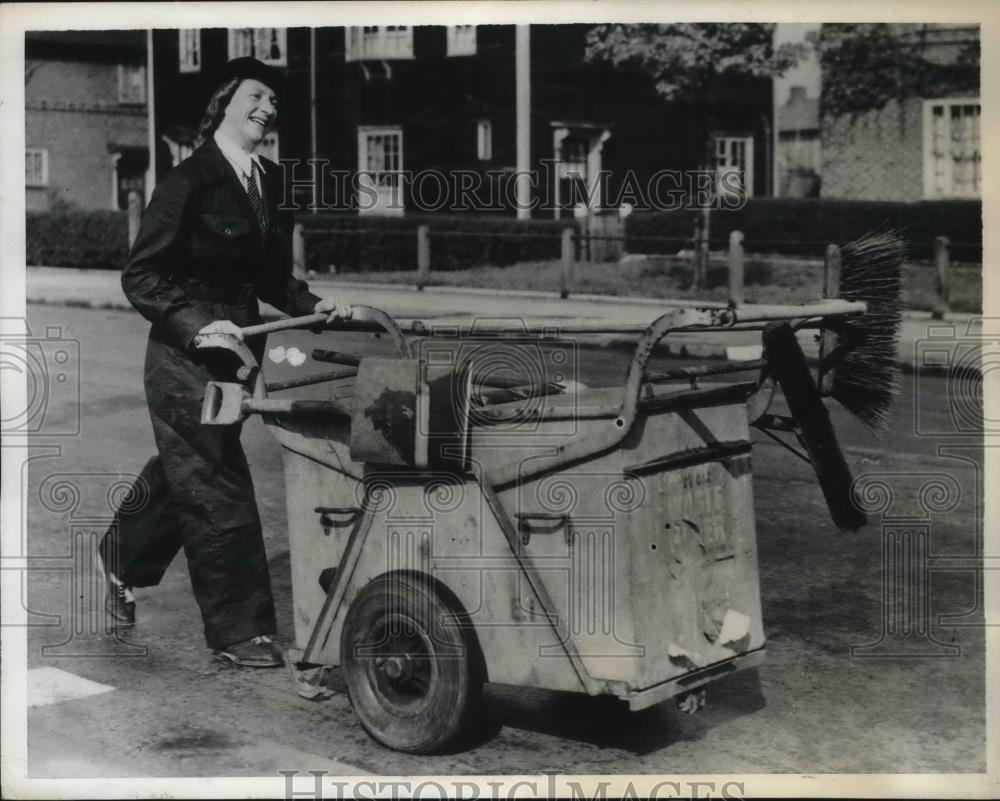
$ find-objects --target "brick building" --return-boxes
[150,25,775,217]
[820,24,980,201]
[25,31,149,212]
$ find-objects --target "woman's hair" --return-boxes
[195,77,242,146]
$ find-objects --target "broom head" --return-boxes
[829,229,906,431]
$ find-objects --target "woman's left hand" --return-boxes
[313,296,353,325]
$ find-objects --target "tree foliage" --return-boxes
[810,23,980,118]
[584,23,804,102]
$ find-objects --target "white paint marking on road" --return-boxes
[27,666,114,707]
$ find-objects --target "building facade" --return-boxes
[777,85,821,198]
[820,24,980,202]
[151,25,774,217]
[25,31,149,212]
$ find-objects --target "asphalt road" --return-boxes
[19,304,985,777]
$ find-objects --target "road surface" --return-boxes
[17,304,985,777]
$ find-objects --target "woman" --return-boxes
[99,57,348,668]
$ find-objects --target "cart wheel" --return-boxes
[340,573,483,754]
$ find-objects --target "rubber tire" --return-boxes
[340,573,483,754]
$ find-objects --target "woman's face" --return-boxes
[219,78,278,151]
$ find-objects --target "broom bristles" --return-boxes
[831,228,906,431]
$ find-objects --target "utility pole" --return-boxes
[515,25,531,219]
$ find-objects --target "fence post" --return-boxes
[692,215,708,290]
[932,235,951,319]
[292,222,306,279]
[416,224,431,291]
[728,230,745,306]
[560,227,575,299]
[127,190,142,249]
[818,243,842,395]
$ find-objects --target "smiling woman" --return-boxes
[99,56,350,672]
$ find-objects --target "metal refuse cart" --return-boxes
[196,287,894,753]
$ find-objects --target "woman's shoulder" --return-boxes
[151,144,228,202]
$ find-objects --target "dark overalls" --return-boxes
[101,139,320,649]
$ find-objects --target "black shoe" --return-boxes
[213,635,284,668]
[97,550,135,627]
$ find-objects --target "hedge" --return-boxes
[301,213,572,273]
[625,198,982,262]
[27,210,129,270]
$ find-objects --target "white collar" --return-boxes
[213,129,264,180]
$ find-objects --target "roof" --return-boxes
[25,30,145,59]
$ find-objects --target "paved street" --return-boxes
[19,303,985,776]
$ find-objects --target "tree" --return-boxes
[585,24,803,288]
[809,23,980,120]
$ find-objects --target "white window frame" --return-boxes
[228,28,287,66]
[178,29,201,73]
[345,26,414,61]
[477,119,492,161]
[357,125,404,215]
[447,25,477,56]
[922,97,981,199]
[714,135,754,199]
[117,63,146,105]
[26,148,48,187]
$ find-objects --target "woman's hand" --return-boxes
[314,296,353,325]
[197,320,244,340]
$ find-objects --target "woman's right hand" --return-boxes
[197,320,244,340]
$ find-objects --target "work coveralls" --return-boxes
[101,138,320,649]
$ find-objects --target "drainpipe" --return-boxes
[145,28,156,202]
[310,27,318,212]
[515,25,531,219]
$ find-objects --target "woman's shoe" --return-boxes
[213,635,284,668]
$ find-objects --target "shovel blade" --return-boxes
[201,381,249,426]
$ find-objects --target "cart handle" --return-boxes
[240,305,412,358]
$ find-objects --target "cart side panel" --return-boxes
[492,401,765,690]
[281,441,363,650]
[305,479,587,695]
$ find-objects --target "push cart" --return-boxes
[197,288,891,754]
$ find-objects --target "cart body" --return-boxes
[271,373,765,710]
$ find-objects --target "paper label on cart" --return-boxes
[716,609,751,646]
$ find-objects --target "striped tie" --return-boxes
[246,164,266,234]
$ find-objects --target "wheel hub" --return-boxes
[376,654,414,682]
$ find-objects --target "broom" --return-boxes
[828,229,906,431]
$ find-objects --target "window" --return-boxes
[179,29,201,73]
[357,126,404,215]
[923,98,981,198]
[477,119,492,161]
[162,134,193,168]
[117,64,146,105]
[228,28,287,66]
[26,148,48,187]
[714,135,754,199]
[447,25,476,56]
[345,26,414,61]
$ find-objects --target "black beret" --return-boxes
[219,57,283,93]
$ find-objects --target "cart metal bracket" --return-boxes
[515,512,572,547]
[478,475,605,696]
[301,491,378,665]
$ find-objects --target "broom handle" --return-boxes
[727,300,866,323]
